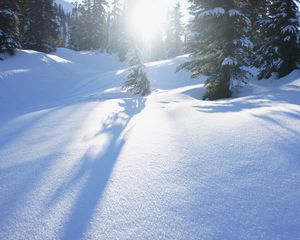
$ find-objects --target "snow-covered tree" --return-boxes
[0,1,20,55]
[179,0,252,100]
[123,44,151,96]
[255,0,300,79]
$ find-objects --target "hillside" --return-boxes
[0,49,300,240]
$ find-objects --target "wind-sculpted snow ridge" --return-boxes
[0,48,300,240]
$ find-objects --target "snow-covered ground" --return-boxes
[1,49,300,240]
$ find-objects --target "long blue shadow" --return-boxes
[60,97,146,240]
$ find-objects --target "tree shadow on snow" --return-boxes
[0,104,96,223]
[193,89,300,113]
[48,97,146,240]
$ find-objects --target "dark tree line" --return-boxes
[0,0,69,54]
[69,0,107,51]
[0,0,186,60]
[0,1,21,55]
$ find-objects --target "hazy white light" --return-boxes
[130,0,169,42]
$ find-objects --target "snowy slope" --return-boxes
[1,49,300,240]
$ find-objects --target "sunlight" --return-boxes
[129,0,169,42]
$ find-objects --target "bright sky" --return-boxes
[63,0,299,43]
[64,0,190,43]
[129,0,188,42]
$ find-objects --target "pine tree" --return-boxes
[255,0,300,79]
[76,0,93,50]
[91,0,108,50]
[54,3,70,48]
[116,0,134,62]
[245,0,267,43]
[123,44,151,96]
[107,0,123,53]
[69,0,107,50]
[0,1,20,55]
[179,0,253,100]
[69,2,81,50]
[20,0,58,53]
[165,2,184,58]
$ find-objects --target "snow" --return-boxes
[228,9,244,17]
[1,49,300,240]
[282,25,298,34]
[233,38,254,48]
[222,57,237,66]
[0,9,14,16]
[199,8,225,17]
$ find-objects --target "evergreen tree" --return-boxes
[69,0,107,50]
[0,0,20,55]
[255,0,300,79]
[54,3,70,48]
[165,2,184,58]
[20,0,58,53]
[69,2,81,50]
[117,0,134,62]
[107,0,123,53]
[123,44,151,96]
[91,0,108,50]
[179,0,253,100]
[76,0,93,50]
[245,0,267,44]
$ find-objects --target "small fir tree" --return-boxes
[123,44,151,96]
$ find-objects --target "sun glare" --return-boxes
[130,0,169,42]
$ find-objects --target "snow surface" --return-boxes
[1,49,300,240]
[222,57,237,66]
[199,7,225,17]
